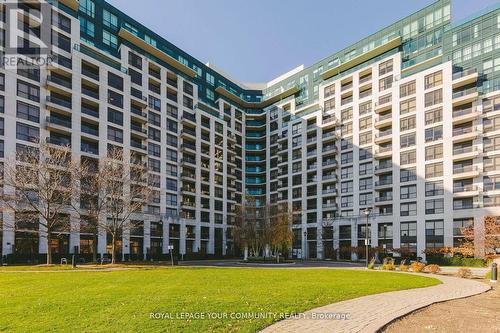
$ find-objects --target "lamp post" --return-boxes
[363,208,371,268]
[303,230,307,260]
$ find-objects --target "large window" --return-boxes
[400,133,416,148]
[425,162,443,178]
[103,9,118,30]
[425,199,444,214]
[425,220,444,248]
[16,122,39,142]
[400,185,417,199]
[400,98,416,115]
[80,0,95,17]
[424,89,442,107]
[425,125,443,142]
[400,150,416,165]
[400,202,417,216]
[107,126,123,143]
[425,144,443,160]
[424,71,442,89]
[17,81,40,102]
[17,101,40,123]
[400,80,416,97]
[425,108,442,125]
[103,30,118,49]
[425,181,444,196]
[400,115,416,131]
[379,59,393,75]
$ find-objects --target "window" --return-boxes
[0,140,3,158]
[166,179,177,191]
[0,96,4,113]
[183,95,193,109]
[400,150,416,165]
[128,52,142,69]
[341,166,353,179]
[148,158,160,173]
[166,164,177,177]
[166,148,177,162]
[425,108,442,125]
[359,149,372,160]
[166,134,177,147]
[425,144,443,160]
[206,73,215,86]
[400,115,416,131]
[425,125,443,142]
[400,222,417,252]
[359,193,372,206]
[103,30,118,49]
[401,168,416,182]
[341,151,353,164]
[17,81,40,102]
[359,177,372,190]
[149,112,161,127]
[17,101,39,123]
[183,81,193,96]
[379,59,393,75]
[149,96,161,111]
[148,127,161,142]
[324,98,335,111]
[400,185,417,199]
[425,162,443,178]
[103,9,118,30]
[80,17,95,37]
[426,220,444,248]
[18,67,40,81]
[341,108,352,121]
[107,126,123,143]
[426,199,444,214]
[424,71,442,89]
[107,109,123,126]
[341,181,353,193]
[108,90,123,108]
[341,122,353,135]
[166,104,178,118]
[359,162,372,176]
[341,195,353,208]
[359,102,371,115]
[80,0,95,17]
[400,202,417,216]
[400,133,416,148]
[166,120,177,133]
[400,98,416,115]
[341,138,353,150]
[426,181,444,196]
[359,116,372,130]
[324,84,335,98]
[108,72,123,91]
[379,76,393,91]
[16,122,39,142]
[425,89,442,107]
[359,132,371,145]
[400,80,416,97]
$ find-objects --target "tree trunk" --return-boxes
[46,233,52,265]
[111,235,116,265]
[92,232,98,263]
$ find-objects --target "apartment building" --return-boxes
[0,0,499,262]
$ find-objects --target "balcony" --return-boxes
[322,115,337,127]
[453,185,479,197]
[374,164,392,174]
[322,159,337,168]
[130,141,147,152]
[45,115,71,130]
[46,75,72,94]
[131,124,147,137]
[452,87,479,107]
[374,129,392,144]
[181,142,196,152]
[452,126,479,142]
[181,186,196,194]
[452,107,480,124]
[322,174,338,182]
[181,113,197,124]
[181,128,197,139]
[374,146,392,159]
[375,195,393,203]
[322,202,338,210]
[452,165,479,179]
[374,179,393,189]
[374,113,392,128]
[453,146,479,160]
[46,95,72,114]
[452,69,478,89]
[322,188,338,196]
[322,145,337,154]
[375,95,392,113]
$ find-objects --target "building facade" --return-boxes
[0,0,499,262]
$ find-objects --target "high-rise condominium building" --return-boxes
[0,0,499,262]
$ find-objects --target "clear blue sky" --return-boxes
[107,0,499,83]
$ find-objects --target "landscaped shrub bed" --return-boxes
[426,255,488,267]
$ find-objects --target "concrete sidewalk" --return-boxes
[260,273,491,333]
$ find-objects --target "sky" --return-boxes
[106,0,500,84]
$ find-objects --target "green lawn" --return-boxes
[0,268,439,333]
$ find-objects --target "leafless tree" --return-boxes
[268,205,293,262]
[77,148,154,264]
[0,144,79,265]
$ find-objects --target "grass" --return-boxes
[0,267,440,333]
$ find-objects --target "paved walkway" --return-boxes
[260,273,491,333]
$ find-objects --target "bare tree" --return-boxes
[81,148,153,264]
[269,206,293,262]
[0,144,78,265]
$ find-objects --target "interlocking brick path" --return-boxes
[260,273,491,333]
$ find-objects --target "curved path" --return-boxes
[260,273,491,333]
